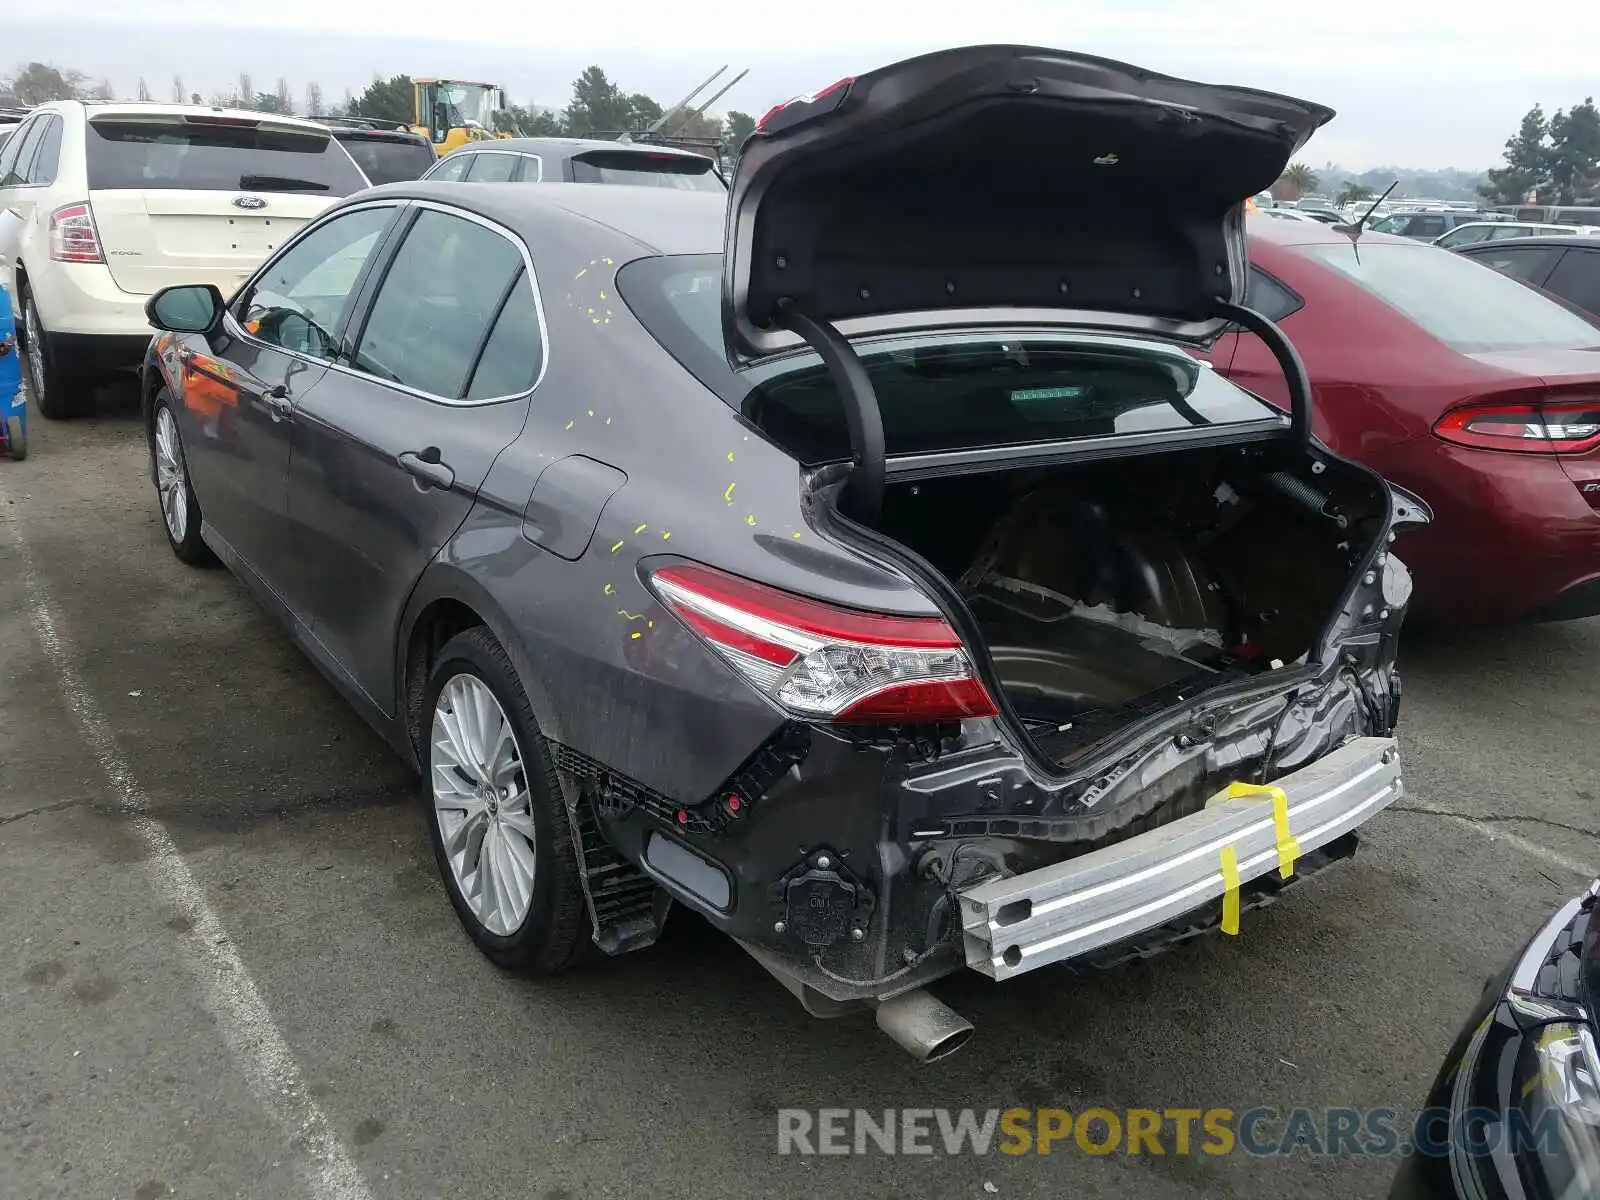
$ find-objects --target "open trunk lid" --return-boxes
[722,45,1334,362]
[86,111,367,296]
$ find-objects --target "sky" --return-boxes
[8,0,1594,169]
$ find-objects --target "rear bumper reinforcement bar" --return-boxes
[959,736,1402,981]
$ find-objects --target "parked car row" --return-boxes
[8,44,1595,1195]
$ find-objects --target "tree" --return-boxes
[563,66,634,135]
[254,91,286,114]
[1548,98,1600,204]
[349,74,414,125]
[137,77,152,102]
[172,74,185,104]
[1336,181,1374,206]
[1481,105,1551,205]
[724,110,756,150]
[7,62,86,104]
[305,81,324,117]
[89,78,116,102]
[1275,162,1319,199]
[275,77,294,116]
[661,107,721,139]
[237,73,254,110]
[627,93,663,129]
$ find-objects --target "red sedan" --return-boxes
[1211,216,1600,624]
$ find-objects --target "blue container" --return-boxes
[0,282,25,459]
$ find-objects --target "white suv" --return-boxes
[0,101,370,418]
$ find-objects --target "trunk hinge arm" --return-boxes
[774,300,886,523]
[1211,299,1313,451]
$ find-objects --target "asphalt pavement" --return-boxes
[2,397,1597,1200]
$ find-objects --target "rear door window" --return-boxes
[463,271,543,399]
[569,150,724,191]
[464,153,519,183]
[0,118,44,187]
[1465,245,1561,284]
[21,116,63,186]
[1438,225,1494,247]
[351,208,524,399]
[86,117,368,195]
[1306,242,1597,351]
[1543,249,1600,315]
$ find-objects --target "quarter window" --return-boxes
[238,206,395,358]
[1244,267,1304,322]
[352,208,525,399]
[21,116,63,186]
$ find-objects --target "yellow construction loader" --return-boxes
[411,79,517,152]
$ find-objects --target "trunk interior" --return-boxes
[862,445,1386,758]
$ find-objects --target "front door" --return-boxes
[187,204,399,582]
[283,204,544,712]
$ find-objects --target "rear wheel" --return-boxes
[423,627,591,973]
[152,394,212,565]
[21,289,82,421]
[3,415,24,461]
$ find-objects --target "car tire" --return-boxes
[423,627,591,974]
[4,415,24,461]
[21,288,82,421]
[151,392,213,565]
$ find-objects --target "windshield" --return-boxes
[437,83,498,130]
[1302,242,1600,353]
[570,150,725,192]
[618,254,1278,463]
[338,136,434,186]
[86,118,368,195]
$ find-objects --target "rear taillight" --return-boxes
[648,562,997,724]
[755,77,855,135]
[48,203,103,264]
[1433,399,1600,454]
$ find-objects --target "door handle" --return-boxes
[263,384,292,420]
[398,448,455,490]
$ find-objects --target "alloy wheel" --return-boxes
[154,407,188,543]
[430,673,537,936]
[23,298,44,404]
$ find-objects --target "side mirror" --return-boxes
[146,284,224,335]
[432,103,451,143]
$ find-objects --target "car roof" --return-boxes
[444,136,711,161]
[351,180,724,255]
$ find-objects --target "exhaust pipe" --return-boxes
[871,989,974,1062]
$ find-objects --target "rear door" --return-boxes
[184,203,400,580]
[84,112,369,297]
[283,203,542,711]
[0,115,59,273]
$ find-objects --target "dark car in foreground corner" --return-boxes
[138,46,1420,1061]
[422,135,724,190]
[1456,235,1600,322]
[1391,881,1600,1200]
[1224,217,1600,624]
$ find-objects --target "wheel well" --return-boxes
[403,598,487,753]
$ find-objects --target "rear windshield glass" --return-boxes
[1302,242,1600,352]
[338,136,434,186]
[618,254,1279,463]
[570,150,724,192]
[87,118,368,195]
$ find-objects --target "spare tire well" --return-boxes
[404,598,487,757]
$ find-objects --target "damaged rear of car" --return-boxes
[573,46,1426,1058]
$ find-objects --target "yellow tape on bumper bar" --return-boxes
[1220,781,1302,879]
[1219,846,1241,935]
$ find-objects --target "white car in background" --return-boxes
[0,101,369,418]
